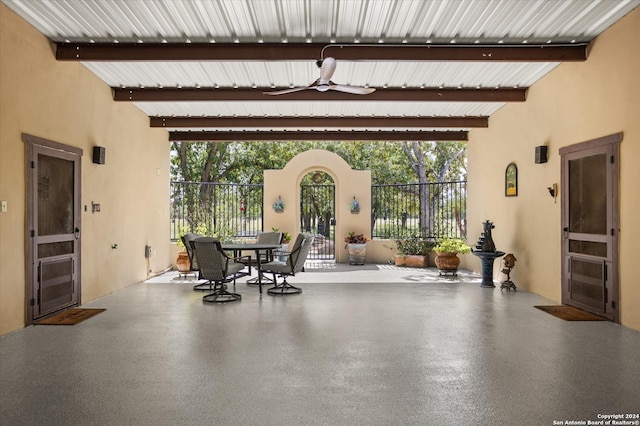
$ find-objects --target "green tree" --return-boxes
[171,141,239,232]
[401,141,466,236]
[170,140,466,238]
[324,141,414,184]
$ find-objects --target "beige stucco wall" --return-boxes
[0,4,172,335]
[264,149,373,263]
[466,7,640,331]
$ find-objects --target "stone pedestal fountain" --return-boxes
[472,220,505,288]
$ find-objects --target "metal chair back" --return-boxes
[256,231,282,245]
[289,233,314,273]
[181,232,204,270]
[193,237,227,281]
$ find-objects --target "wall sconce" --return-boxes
[350,196,360,214]
[272,196,285,213]
[92,146,106,164]
[547,183,558,203]
[535,146,548,164]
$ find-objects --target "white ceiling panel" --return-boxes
[2,0,638,137]
[83,61,558,89]
[4,0,638,43]
[135,101,504,118]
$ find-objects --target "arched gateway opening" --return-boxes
[264,150,371,264]
[301,171,335,260]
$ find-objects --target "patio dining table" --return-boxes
[221,243,281,294]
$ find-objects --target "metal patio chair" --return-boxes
[180,232,203,283]
[193,237,249,303]
[261,233,314,296]
[245,231,282,285]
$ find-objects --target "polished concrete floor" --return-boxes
[1,264,639,426]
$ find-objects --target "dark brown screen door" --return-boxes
[560,133,621,323]
[25,134,82,322]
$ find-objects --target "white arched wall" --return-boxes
[264,149,371,263]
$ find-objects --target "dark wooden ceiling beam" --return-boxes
[116,87,526,102]
[57,42,588,62]
[152,116,488,128]
[169,130,468,142]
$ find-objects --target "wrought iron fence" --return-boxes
[371,181,466,240]
[300,184,335,260]
[170,181,263,241]
[170,180,466,242]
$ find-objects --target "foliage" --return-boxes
[393,231,436,256]
[325,141,415,184]
[271,227,292,244]
[401,141,467,235]
[433,238,471,254]
[170,140,468,242]
[344,232,369,248]
[175,224,192,251]
[171,141,425,186]
[175,222,236,247]
[171,140,466,188]
[402,141,467,183]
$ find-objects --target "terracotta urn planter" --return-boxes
[176,251,191,272]
[434,252,460,272]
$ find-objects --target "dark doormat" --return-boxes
[534,305,608,321]
[36,308,106,325]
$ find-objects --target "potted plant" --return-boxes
[433,237,471,274]
[344,232,369,265]
[272,227,292,261]
[393,232,435,267]
[175,238,191,272]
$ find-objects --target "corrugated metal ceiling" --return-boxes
[6,0,638,43]
[3,0,639,138]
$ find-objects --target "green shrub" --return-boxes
[393,231,435,256]
[433,238,471,254]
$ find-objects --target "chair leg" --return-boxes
[267,274,302,296]
[202,279,241,304]
[193,280,213,291]
[247,270,274,286]
[194,276,229,292]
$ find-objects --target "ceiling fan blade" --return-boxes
[263,57,376,96]
[262,86,312,96]
[318,57,337,85]
[329,84,376,95]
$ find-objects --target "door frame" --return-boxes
[23,133,83,325]
[559,132,621,323]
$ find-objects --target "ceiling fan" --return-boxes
[263,57,376,95]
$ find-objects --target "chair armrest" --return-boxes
[220,249,251,263]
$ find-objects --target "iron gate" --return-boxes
[300,184,335,260]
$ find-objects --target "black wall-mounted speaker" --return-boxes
[92,146,106,164]
[535,146,548,164]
